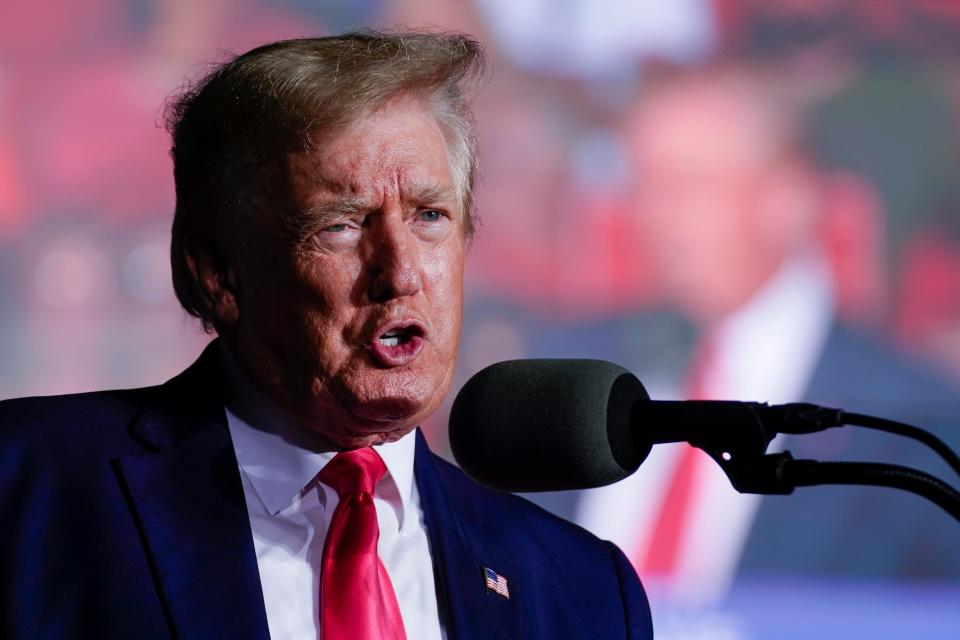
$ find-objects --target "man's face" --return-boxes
[226,96,466,449]
[626,79,818,325]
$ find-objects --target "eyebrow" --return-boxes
[294,181,458,239]
[297,197,370,235]
[408,181,457,205]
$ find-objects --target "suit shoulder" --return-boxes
[811,323,960,419]
[0,387,155,452]
[824,324,957,387]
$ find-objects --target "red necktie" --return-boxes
[640,338,715,575]
[318,448,407,640]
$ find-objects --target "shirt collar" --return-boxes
[219,345,417,525]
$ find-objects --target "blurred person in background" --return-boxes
[896,218,960,382]
[542,63,960,610]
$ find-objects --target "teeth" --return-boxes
[378,325,418,349]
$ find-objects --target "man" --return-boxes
[0,33,653,639]
[534,65,960,605]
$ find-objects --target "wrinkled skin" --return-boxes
[202,96,466,449]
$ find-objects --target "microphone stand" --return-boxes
[710,450,960,521]
[644,401,960,522]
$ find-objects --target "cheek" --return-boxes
[295,255,361,308]
[422,243,464,341]
[282,258,362,349]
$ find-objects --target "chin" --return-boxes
[303,359,454,449]
[324,422,417,450]
[305,388,431,451]
[340,365,447,416]
[347,389,439,427]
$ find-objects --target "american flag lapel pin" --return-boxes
[483,567,510,599]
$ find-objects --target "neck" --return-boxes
[219,343,339,453]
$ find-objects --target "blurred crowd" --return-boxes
[3,1,959,395]
[3,1,960,638]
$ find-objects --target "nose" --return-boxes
[366,215,423,303]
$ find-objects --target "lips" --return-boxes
[367,319,427,367]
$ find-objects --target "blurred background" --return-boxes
[2,0,960,638]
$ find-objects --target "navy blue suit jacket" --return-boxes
[0,345,653,639]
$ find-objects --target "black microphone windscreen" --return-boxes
[449,359,651,492]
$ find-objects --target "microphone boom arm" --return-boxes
[645,401,960,522]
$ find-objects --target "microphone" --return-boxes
[449,359,651,492]
[449,359,960,521]
[449,359,842,493]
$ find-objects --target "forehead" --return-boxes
[288,97,455,201]
[629,80,780,172]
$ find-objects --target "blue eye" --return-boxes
[323,223,348,233]
[419,210,443,222]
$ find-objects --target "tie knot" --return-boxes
[318,447,387,497]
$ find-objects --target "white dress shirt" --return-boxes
[219,348,444,640]
[576,251,834,606]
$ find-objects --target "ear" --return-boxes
[183,233,240,326]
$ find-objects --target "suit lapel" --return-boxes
[115,343,270,639]
[414,431,525,640]
[117,343,523,639]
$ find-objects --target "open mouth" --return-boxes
[368,321,426,366]
[378,326,418,347]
